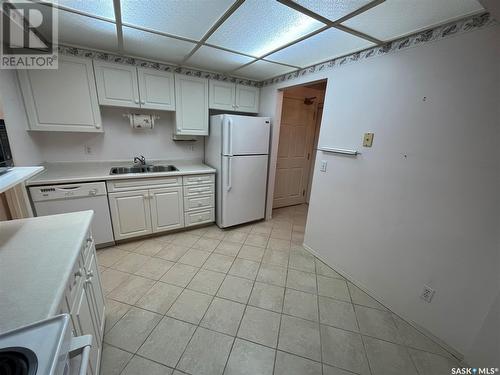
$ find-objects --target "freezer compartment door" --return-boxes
[222,115,270,156]
[221,155,268,227]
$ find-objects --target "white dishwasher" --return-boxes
[29,181,114,246]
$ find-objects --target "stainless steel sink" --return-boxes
[109,165,178,175]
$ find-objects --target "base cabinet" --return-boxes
[108,190,152,240]
[150,187,184,232]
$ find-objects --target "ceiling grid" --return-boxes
[29,0,485,80]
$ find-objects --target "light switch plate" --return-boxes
[320,160,327,172]
[363,132,374,147]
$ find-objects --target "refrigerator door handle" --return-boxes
[226,157,232,192]
[228,118,233,156]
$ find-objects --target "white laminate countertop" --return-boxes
[0,211,93,333]
[26,160,216,186]
[0,166,44,193]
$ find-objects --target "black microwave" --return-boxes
[0,120,13,174]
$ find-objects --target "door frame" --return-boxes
[265,79,327,219]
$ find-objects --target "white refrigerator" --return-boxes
[205,114,271,228]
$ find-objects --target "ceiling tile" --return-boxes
[207,0,324,57]
[123,27,196,64]
[46,0,115,20]
[120,0,235,40]
[185,46,255,72]
[343,0,484,41]
[36,6,118,52]
[293,0,373,22]
[267,28,374,67]
[233,60,296,80]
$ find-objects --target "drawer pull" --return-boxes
[74,268,83,278]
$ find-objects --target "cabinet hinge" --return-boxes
[302,189,306,196]
[307,153,310,160]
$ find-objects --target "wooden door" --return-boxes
[273,96,316,208]
[138,68,175,111]
[93,60,140,108]
[150,187,184,233]
[108,190,152,240]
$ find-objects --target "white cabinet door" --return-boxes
[17,55,102,132]
[108,190,152,240]
[150,187,184,233]
[235,84,259,113]
[138,67,175,111]
[93,60,140,108]
[209,80,235,111]
[86,250,105,340]
[74,283,99,375]
[175,75,209,136]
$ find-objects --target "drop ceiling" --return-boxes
[32,0,484,81]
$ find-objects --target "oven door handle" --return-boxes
[69,334,92,375]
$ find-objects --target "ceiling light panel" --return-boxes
[343,0,484,41]
[120,0,235,40]
[36,5,118,51]
[267,28,374,67]
[293,0,373,22]
[233,60,296,80]
[207,0,324,57]
[185,46,255,72]
[123,27,196,64]
[44,0,115,20]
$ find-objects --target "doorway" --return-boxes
[272,80,326,209]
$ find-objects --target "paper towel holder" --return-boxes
[123,113,160,129]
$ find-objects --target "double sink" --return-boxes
[110,164,178,175]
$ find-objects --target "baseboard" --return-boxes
[302,242,464,362]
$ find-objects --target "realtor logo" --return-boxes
[1,0,58,69]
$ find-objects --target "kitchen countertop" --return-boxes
[26,160,216,186]
[0,166,44,193]
[0,211,93,333]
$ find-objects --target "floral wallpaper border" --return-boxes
[259,12,496,87]
[58,12,495,88]
[58,46,260,87]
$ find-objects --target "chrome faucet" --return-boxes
[133,155,146,166]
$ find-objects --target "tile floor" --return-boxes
[97,204,460,375]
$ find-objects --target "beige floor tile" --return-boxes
[317,276,350,302]
[286,269,317,294]
[224,339,275,375]
[105,306,162,353]
[115,240,144,252]
[408,348,460,375]
[248,282,284,312]
[177,327,234,375]
[134,257,174,280]
[178,248,211,267]
[135,282,183,314]
[256,263,287,287]
[202,253,235,273]
[278,315,321,361]
[267,238,291,251]
[200,297,245,335]
[283,288,318,321]
[100,344,133,375]
[101,268,130,295]
[244,233,269,248]
[217,275,254,304]
[105,299,131,333]
[355,305,401,344]
[237,245,265,262]
[203,226,226,240]
[111,252,150,273]
[155,244,190,262]
[270,228,292,240]
[322,364,356,375]
[347,282,387,311]
[364,336,418,375]
[274,351,322,375]
[214,240,242,256]
[192,237,221,251]
[133,239,165,256]
[224,231,248,244]
[187,269,225,295]
[121,356,173,375]
[319,296,358,332]
[96,247,130,267]
[315,259,344,279]
[107,275,156,305]
[160,263,199,287]
[228,258,260,280]
[166,289,212,324]
[237,306,281,348]
[262,249,289,267]
[289,250,316,273]
[138,316,196,367]
[171,233,200,247]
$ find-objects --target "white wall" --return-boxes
[259,26,500,365]
[31,107,203,162]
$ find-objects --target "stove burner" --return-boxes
[0,347,37,375]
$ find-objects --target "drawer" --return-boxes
[81,231,94,264]
[183,184,214,197]
[107,176,182,192]
[184,208,214,227]
[184,194,214,211]
[183,174,215,186]
[65,256,85,311]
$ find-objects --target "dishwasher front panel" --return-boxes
[31,194,114,246]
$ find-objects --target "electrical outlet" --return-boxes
[84,145,92,154]
[363,132,374,147]
[320,160,327,172]
[420,285,435,303]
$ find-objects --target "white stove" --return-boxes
[0,314,91,375]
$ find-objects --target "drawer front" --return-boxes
[184,208,214,227]
[183,174,215,186]
[107,176,182,192]
[66,256,85,311]
[184,194,214,211]
[183,184,214,197]
[81,231,94,264]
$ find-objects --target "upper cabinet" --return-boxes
[18,55,102,132]
[175,75,209,136]
[93,61,175,111]
[209,80,259,113]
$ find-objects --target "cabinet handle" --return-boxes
[141,100,145,104]
[74,268,83,278]
[135,99,139,104]
[86,270,94,278]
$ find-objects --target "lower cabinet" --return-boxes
[150,187,184,232]
[108,189,152,240]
